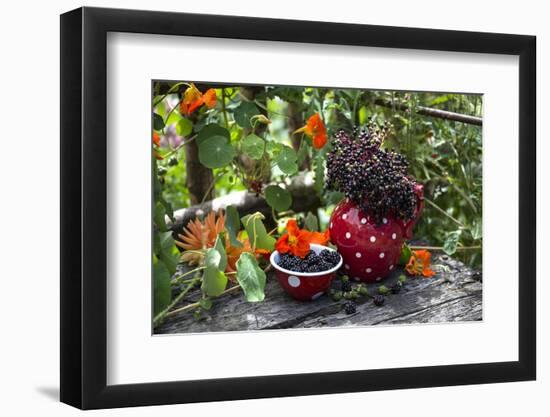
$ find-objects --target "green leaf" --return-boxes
[236,253,266,302]
[399,243,412,265]
[443,230,461,255]
[176,118,193,137]
[242,134,265,160]
[197,124,230,145]
[266,141,283,158]
[201,248,228,297]
[234,101,260,128]
[156,232,179,275]
[213,235,227,272]
[154,202,167,232]
[471,220,482,240]
[264,185,292,212]
[304,212,319,232]
[398,274,407,284]
[198,136,236,169]
[313,153,325,194]
[276,146,298,175]
[225,205,243,248]
[153,261,171,315]
[153,113,165,131]
[199,298,213,310]
[241,212,276,252]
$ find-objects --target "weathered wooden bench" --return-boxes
[155,253,482,334]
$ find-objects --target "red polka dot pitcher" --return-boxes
[329,184,424,283]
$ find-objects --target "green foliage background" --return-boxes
[153,83,482,268]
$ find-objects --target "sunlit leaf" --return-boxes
[242,134,265,160]
[236,252,266,302]
[264,185,292,212]
[198,136,236,168]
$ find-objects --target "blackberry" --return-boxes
[390,282,402,294]
[341,280,352,292]
[326,122,419,224]
[320,249,341,266]
[344,301,357,315]
[373,295,385,306]
[168,157,178,166]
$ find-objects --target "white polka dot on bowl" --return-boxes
[361,218,367,224]
[370,236,376,243]
[355,252,362,258]
[392,233,397,239]
[366,268,372,273]
[345,232,351,239]
[379,252,385,259]
[288,276,301,287]
[342,214,347,220]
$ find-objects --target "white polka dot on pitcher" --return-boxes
[361,218,367,224]
[366,268,372,273]
[382,218,388,224]
[355,252,362,258]
[345,232,351,239]
[342,214,347,220]
[370,236,376,243]
[389,265,394,270]
[392,233,397,239]
[379,252,385,259]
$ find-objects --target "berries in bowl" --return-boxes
[271,244,342,301]
[270,219,342,301]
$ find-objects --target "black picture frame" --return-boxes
[60,6,536,410]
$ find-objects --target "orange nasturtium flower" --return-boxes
[294,112,327,150]
[152,132,164,160]
[276,219,330,258]
[179,83,217,115]
[405,249,436,278]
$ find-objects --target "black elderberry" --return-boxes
[373,295,385,306]
[326,123,419,224]
[390,282,402,294]
[341,280,352,292]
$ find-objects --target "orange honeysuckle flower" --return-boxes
[179,83,204,115]
[405,249,436,278]
[294,113,327,149]
[276,219,312,258]
[202,88,217,109]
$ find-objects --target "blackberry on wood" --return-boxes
[344,301,357,315]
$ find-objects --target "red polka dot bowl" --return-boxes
[270,244,343,301]
[329,184,424,283]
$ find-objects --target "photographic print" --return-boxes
[152,81,483,335]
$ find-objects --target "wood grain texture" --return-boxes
[155,254,482,334]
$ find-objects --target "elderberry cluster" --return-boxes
[326,123,419,223]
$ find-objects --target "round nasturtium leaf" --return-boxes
[233,101,260,128]
[198,135,236,169]
[276,146,298,175]
[264,185,292,212]
[242,134,265,160]
[176,118,193,137]
[197,124,230,145]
